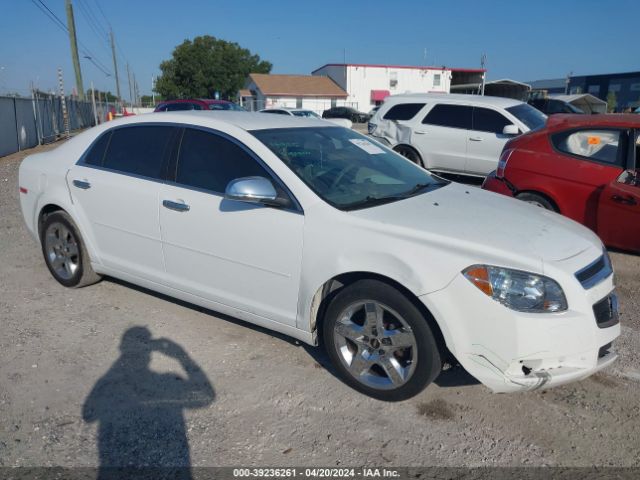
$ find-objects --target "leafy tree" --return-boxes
[155,35,271,100]
[140,94,161,106]
[606,91,617,112]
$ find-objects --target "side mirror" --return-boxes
[502,124,519,136]
[224,176,291,208]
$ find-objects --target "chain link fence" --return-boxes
[0,92,114,158]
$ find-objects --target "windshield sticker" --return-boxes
[349,138,385,155]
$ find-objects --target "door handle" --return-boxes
[72,179,91,190]
[162,200,190,212]
[414,130,427,135]
[469,137,483,142]
[611,194,637,206]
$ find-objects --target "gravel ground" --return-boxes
[1,142,639,469]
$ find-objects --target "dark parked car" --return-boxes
[323,106,369,123]
[528,98,584,115]
[154,99,245,112]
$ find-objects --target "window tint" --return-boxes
[165,102,201,111]
[472,107,512,134]
[103,126,175,178]
[553,129,624,165]
[176,128,270,193]
[383,103,425,121]
[262,110,287,115]
[84,131,111,166]
[505,104,546,131]
[422,104,472,129]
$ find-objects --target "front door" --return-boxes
[67,125,177,282]
[158,127,304,326]
[465,107,515,176]
[597,170,640,253]
[415,103,471,173]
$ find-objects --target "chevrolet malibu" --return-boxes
[18,112,620,401]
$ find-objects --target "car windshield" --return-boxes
[506,103,547,131]
[292,110,320,118]
[251,127,448,210]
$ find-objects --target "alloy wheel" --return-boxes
[44,222,80,280]
[333,301,418,390]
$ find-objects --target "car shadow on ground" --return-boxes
[82,325,215,480]
[104,277,479,400]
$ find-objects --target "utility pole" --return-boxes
[126,63,133,108]
[133,73,138,107]
[65,0,84,100]
[151,75,155,105]
[480,53,487,96]
[90,81,98,125]
[110,29,121,105]
[565,71,573,95]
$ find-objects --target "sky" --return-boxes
[1,0,638,98]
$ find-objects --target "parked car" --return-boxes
[323,106,369,123]
[369,93,547,177]
[154,99,245,112]
[528,97,584,115]
[482,114,640,253]
[259,107,352,128]
[19,112,618,401]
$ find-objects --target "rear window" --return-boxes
[164,103,202,111]
[552,129,625,166]
[422,104,472,129]
[103,126,175,178]
[383,103,425,121]
[506,103,546,131]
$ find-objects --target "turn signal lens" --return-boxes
[463,266,493,296]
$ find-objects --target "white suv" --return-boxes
[369,93,547,177]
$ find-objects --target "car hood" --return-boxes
[349,182,601,264]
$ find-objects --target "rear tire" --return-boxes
[394,145,423,167]
[322,280,442,401]
[516,192,557,212]
[40,211,102,288]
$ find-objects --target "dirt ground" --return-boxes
[1,143,639,469]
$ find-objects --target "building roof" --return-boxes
[312,63,485,74]
[238,89,252,97]
[248,73,348,98]
[527,78,566,90]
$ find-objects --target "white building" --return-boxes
[311,63,485,112]
[240,73,348,114]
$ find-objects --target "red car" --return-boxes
[154,99,245,112]
[482,114,640,253]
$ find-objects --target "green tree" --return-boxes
[155,35,271,100]
[140,94,161,106]
[606,91,617,112]
[86,89,118,103]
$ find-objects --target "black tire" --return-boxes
[350,114,359,123]
[40,211,102,288]
[394,145,423,167]
[322,279,442,401]
[516,192,557,212]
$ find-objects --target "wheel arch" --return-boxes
[392,144,424,167]
[515,189,561,213]
[309,271,452,362]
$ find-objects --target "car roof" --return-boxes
[103,111,333,131]
[382,93,524,108]
[545,113,640,130]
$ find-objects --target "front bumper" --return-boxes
[420,253,620,393]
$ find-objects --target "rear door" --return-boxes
[67,125,178,282]
[466,107,515,175]
[416,103,472,172]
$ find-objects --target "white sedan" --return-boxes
[19,112,619,401]
[259,107,353,128]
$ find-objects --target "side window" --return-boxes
[553,129,625,166]
[156,104,168,112]
[422,104,472,129]
[472,107,512,134]
[176,128,271,193]
[83,131,112,166]
[103,126,175,178]
[383,103,426,121]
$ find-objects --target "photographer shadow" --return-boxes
[82,326,215,480]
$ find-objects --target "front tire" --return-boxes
[40,211,101,288]
[322,280,442,401]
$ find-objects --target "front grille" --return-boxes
[593,293,619,329]
[575,252,613,289]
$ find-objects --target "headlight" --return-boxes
[462,265,567,313]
